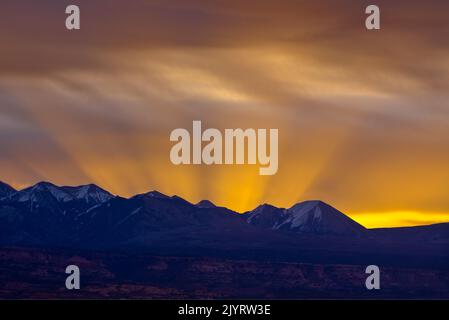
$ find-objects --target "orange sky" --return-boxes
[0,1,449,228]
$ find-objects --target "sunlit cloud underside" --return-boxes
[1,1,449,228]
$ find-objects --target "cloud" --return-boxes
[0,0,448,226]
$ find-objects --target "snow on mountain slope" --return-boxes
[10,182,73,203]
[278,201,365,235]
[246,204,287,229]
[62,184,113,204]
[247,200,365,236]
[8,182,113,205]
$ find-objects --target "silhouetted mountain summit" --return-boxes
[196,200,217,208]
[140,190,170,199]
[246,203,286,228]
[0,181,16,198]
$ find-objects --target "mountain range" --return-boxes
[1,181,448,268]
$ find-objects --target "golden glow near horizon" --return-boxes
[1,1,449,228]
[351,211,449,229]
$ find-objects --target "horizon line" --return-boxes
[2,179,449,230]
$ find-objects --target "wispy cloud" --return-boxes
[1,0,448,226]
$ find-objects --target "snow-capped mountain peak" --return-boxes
[278,200,365,235]
[14,181,73,203]
[8,181,113,205]
[246,200,365,235]
[62,184,113,204]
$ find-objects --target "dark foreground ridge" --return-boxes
[1,181,448,299]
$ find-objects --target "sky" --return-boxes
[1,0,449,227]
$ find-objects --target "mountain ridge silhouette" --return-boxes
[0,180,448,269]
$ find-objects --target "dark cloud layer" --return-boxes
[1,0,449,77]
